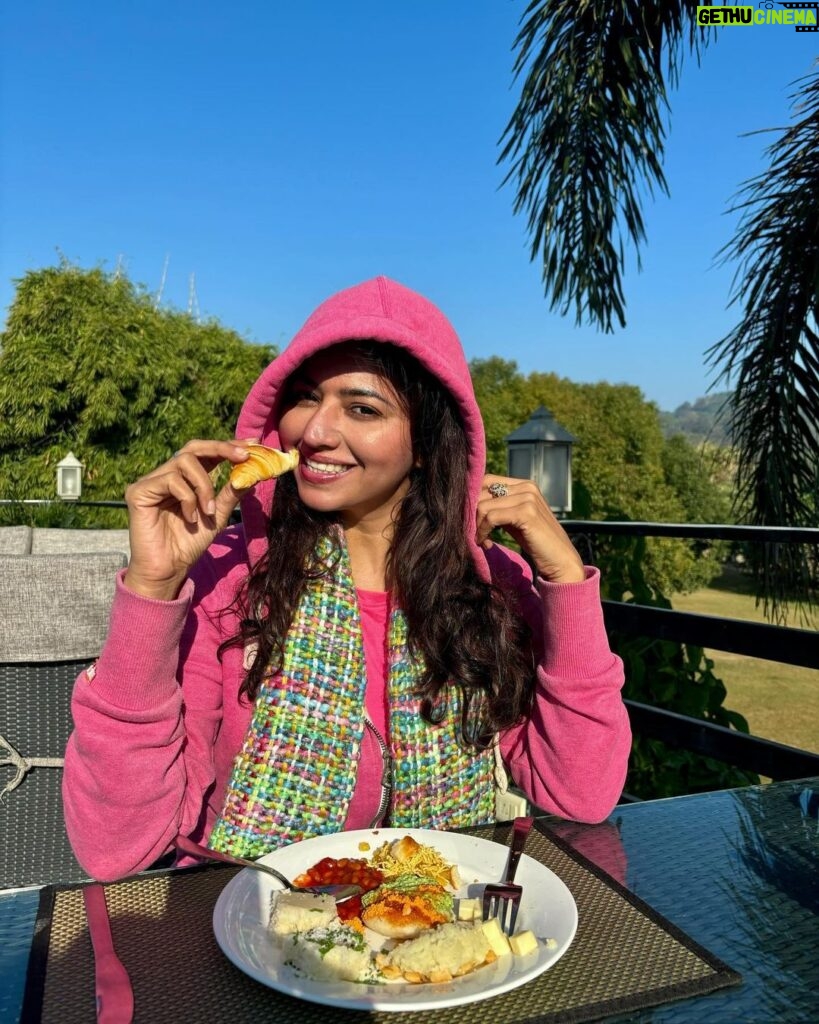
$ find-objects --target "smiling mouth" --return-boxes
[304,458,351,476]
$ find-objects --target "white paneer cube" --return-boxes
[457,897,481,921]
[509,930,539,956]
[480,916,511,956]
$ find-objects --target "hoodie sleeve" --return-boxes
[62,537,243,881]
[489,546,631,823]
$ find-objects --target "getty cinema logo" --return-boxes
[697,2,819,29]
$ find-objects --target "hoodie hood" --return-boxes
[235,276,489,580]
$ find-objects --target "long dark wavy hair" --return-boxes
[224,341,535,748]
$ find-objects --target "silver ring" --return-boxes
[172,450,183,459]
[488,482,509,498]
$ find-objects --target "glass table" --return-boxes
[549,777,819,1021]
[1,777,817,1023]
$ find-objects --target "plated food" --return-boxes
[371,834,460,889]
[377,922,495,984]
[230,444,299,489]
[212,826,578,1012]
[268,835,539,986]
[361,871,453,939]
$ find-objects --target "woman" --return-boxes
[64,276,630,881]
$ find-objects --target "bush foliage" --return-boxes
[599,534,759,798]
[0,264,276,514]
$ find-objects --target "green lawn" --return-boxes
[671,569,819,755]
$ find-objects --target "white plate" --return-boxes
[213,827,578,1011]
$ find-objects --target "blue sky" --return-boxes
[1,1,816,412]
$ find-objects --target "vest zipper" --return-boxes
[364,714,392,828]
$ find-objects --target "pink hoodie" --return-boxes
[236,276,492,578]
[64,277,630,881]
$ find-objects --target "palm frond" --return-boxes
[499,0,711,331]
[707,66,819,618]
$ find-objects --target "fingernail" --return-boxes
[207,499,216,516]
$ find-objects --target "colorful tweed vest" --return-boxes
[208,538,496,858]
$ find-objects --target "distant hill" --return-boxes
[660,392,733,446]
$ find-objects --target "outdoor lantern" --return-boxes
[504,406,577,514]
[56,452,83,501]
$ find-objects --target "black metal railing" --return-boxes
[7,509,817,784]
[562,520,819,784]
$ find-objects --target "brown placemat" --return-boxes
[22,823,740,1023]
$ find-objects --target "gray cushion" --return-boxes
[0,525,33,554]
[31,527,130,559]
[0,552,126,662]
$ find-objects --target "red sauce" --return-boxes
[336,895,364,921]
[292,857,383,922]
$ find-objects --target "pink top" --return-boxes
[345,588,391,827]
[63,529,631,882]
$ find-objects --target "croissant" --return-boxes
[229,444,300,489]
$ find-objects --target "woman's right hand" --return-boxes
[123,440,253,600]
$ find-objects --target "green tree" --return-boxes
[469,356,531,474]
[0,264,276,513]
[523,375,674,519]
[602,534,758,799]
[471,359,724,592]
[707,71,819,615]
[661,434,732,526]
[499,0,708,333]
[500,1,819,613]
[529,377,725,593]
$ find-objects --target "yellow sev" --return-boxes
[370,838,459,889]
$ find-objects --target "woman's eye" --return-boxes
[350,404,378,417]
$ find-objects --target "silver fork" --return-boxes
[482,815,534,934]
[174,836,361,903]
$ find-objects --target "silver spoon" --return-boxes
[174,835,361,903]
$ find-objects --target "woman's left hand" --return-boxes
[475,475,585,583]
